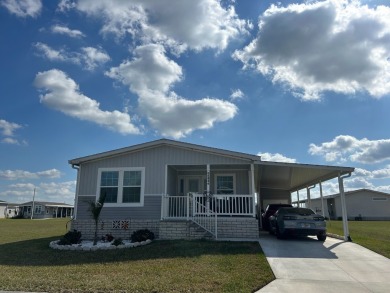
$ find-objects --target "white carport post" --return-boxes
[338,172,352,241]
[306,185,315,209]
[319,181,325,218]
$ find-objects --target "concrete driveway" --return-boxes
[257,232,390,293]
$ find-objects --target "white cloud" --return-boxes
[0,119,21,136]
[57,0,76,12]
[1,137,18,144]
[138,91,238,139]
[309,135,390,164]
[106,44,182,93]
[233,0,390,100]
[0,181,76,204]
[81,47,111,70]
[1,0,41,18]
[75,0,250,53]
[34,43,110,70]
[34,42,77,62]
[0,169,61,180]
[258,152,297,163]
[106,44,237,138]
[353,167,390,179]
[51,25,85,38]
[0,119,25,145]
[34,69,140,135]
[230,89,244,101]
[39,181,76,202]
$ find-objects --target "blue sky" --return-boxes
[1,0,390,205]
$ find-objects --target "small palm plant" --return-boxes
[87,193,106,245]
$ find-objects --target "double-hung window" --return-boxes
[215,174,235,195]
[98,168,145,207]
[34,205,42,214]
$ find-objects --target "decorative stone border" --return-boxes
[49,239,152,251]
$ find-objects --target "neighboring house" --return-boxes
[69,139,354,240]
[296,189,390,220]
[0,200,7,219]
[4,203,21,218]
[18,201,74,219]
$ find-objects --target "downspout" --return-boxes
[71,164,80,221]
[306,185,316,209]
[338,172,352,242]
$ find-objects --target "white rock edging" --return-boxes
[49,239,152,251]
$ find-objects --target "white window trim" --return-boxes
[97,167,145,207]
[214,173,236,195]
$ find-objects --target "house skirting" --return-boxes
[71,219,161,240]
[71,217,259,241]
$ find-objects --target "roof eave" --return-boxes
[69,139,261,166]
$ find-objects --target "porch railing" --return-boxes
[161,193,256,239]
[192,196,217,238]
[161,193,256,219]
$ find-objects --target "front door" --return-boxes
[178,176,205,196]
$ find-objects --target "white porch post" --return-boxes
[206,164,210,214]
[297,191,300,207]
[338,173,351,241]
[319,181,325,217]
[250,164,256,217]
[206,164,210,194]
[161,164,168,220]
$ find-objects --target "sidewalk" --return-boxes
[257,233,390,292]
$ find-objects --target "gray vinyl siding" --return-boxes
[308,190,390,220]
[78,145,253,195]
[77,195,161,220]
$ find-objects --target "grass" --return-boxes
[0,219,274,293]
[327,220,390,259]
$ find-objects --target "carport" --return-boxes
[256,161,354,241]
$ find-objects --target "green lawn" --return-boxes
[327,220,390,259]
[0,219,274,293]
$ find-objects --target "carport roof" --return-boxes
[257,161,354,192]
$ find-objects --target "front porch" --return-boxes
[160,193,258,240]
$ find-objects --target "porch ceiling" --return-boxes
[257,161,354,192]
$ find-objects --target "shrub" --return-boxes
[58,230,82,245]
[101,234,114,242]
[131,229,155,242]
[112,238,123,246]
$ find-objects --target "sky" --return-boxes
[1,0,390,205]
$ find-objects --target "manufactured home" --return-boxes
[296,189,390,220]
[69,139,354,240]
[18,201,74,219]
